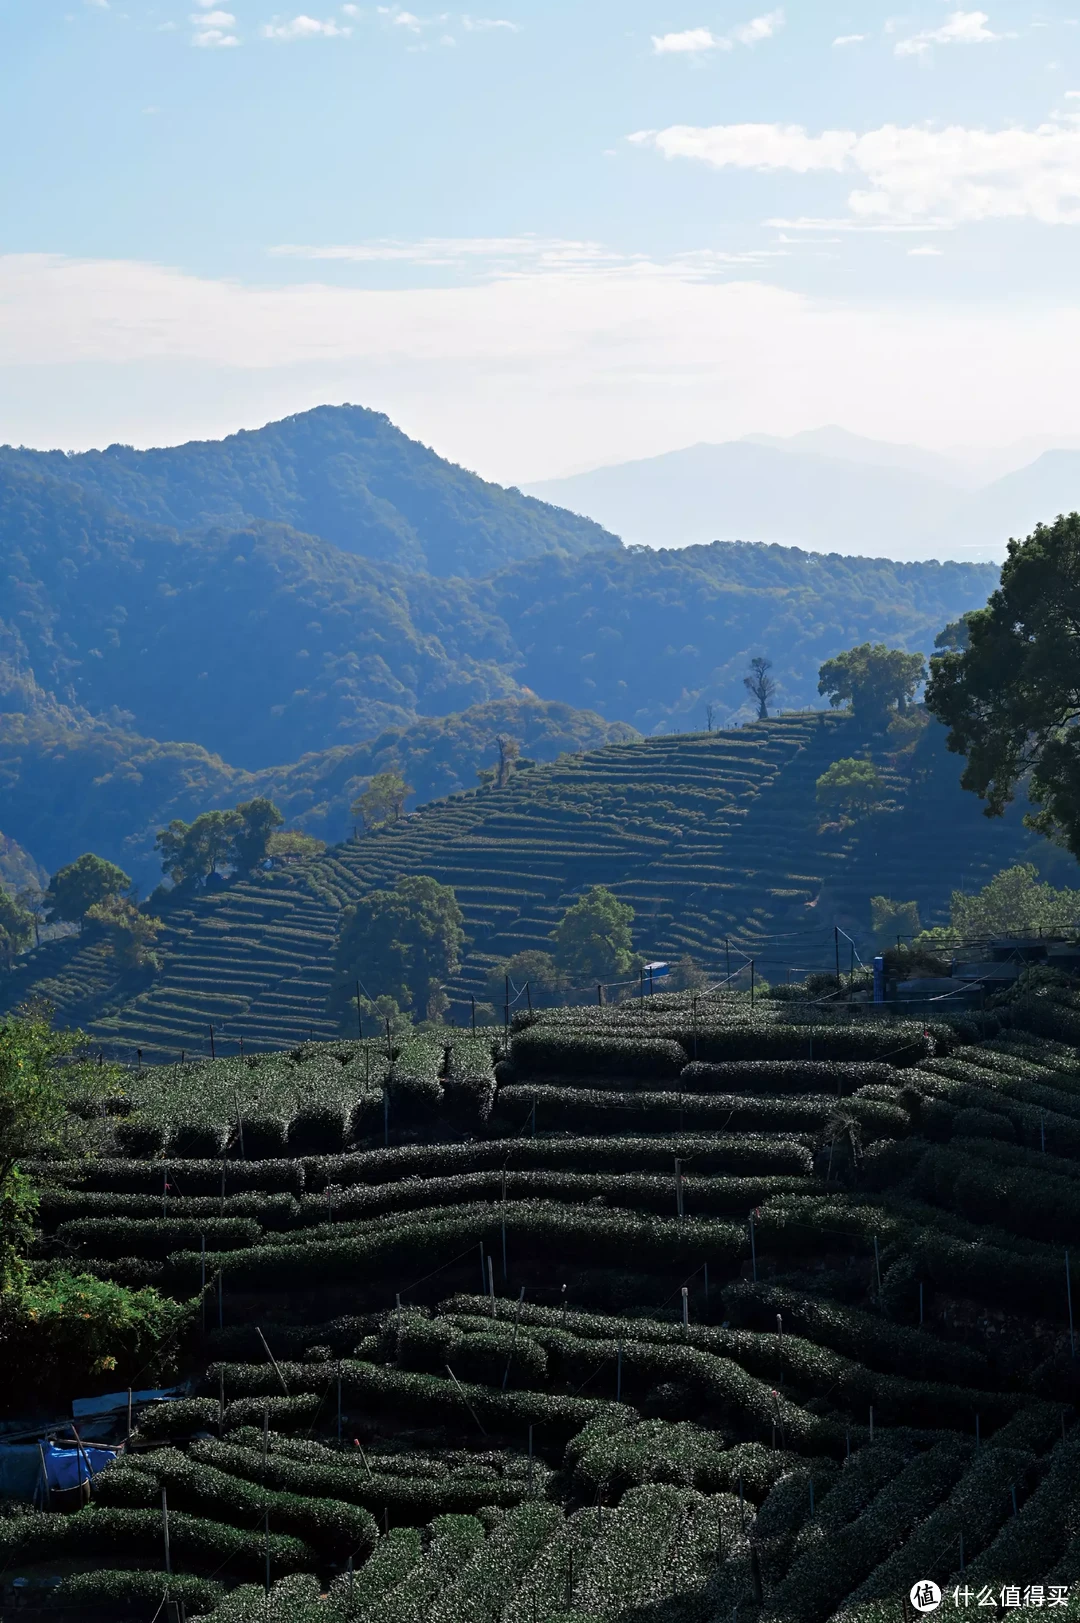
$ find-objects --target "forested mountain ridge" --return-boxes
[0,404,619,578]
[0,698,638,885]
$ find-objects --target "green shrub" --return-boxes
[494,1085,908,1139]
[105,1447,378,1562]
[53,1215,262,1260]
[115,1119,166,1156]
[959,1437,1080,1587]
[287,1106,349,1156]
[326,1526,422,1614]
[0,1505,313,1579]
[669,1022,933,1067]
[567,1415,729,1501]
[238,1116,290,1159]
[40,1157,305,1196]
[169,1121,229,1159]
[680,1060,895,1096]
[425,1500,564,1623]
[52,1570,224,1615]
[509,1030,688,1080]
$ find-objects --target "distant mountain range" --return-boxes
[0,404,618,579]
[526,427,1080,562]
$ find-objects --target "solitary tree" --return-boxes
[744,657,776,721]
[818,644,926,730]
[85,896,164,971]
[155,811,236,888]
[486,950,564,1010]
[351,772,412,833]
[45,854,131,929]
[705,703,715,733]
[331,873,464,1025]
[0,886,34,963]
[232,799,285,872]
[551,886,635,984]
[815,757,886,821]
[926,515,1080,860]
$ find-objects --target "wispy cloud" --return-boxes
[632,118,1080,226]
[652,9,783,55]
[894,10,1004,56]
[908,243,944,254]
[269,235,787,276]
[833,33,866,46]
[192,10,240,45]
[462,15,520,29]
[262,14,351,36]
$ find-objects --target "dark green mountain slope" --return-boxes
[487,542,1001,733]
[0,698,638,884]
[0,457,1002,769]
[0,405,620,577]
[0,716,1043,1058]
[0,464,519,766]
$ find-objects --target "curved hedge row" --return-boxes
[493,1086,910,1139]
[680,1060,896,1096]
[0,1505,313,1579]
[509,1030,688,1080]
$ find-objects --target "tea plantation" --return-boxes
[11,993,1080,1619]
[0,715,1036,1061]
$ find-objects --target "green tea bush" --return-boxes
[52,1570,224,1615]
[53,1215,262,1260]
[326,1526,422,1615]
[424,1501,565,1623]
[0,1505,313,1578]
[106,1447,378,1561]
[680,1060,895,1096]
[494,1085,909,1138]
[566,1414,729,1501]
[237,1116,290,1159]
[41,1157,305,1196]
[669,1023,933,1067]
[134,1397,221,1440]
[115,1119,166,1157]
[760,1440,970,1622]
[907,1143,1080,1242]
[301,1133,813,1189]
[169,1121,229,1159]
[958,1436,1080,1588]
[396,1311,548,1389]
[509,1030,688,1080]
[287,1106,349,1156]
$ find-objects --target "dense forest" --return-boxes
[0,405,618,578]
[0,404,1002,887]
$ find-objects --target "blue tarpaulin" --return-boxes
[0,1441,118,1504]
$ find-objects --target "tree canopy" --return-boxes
[917,863,1080,945]
[815,757,886,820]
[351,772,412,833]
[45,853,131,927]
[155,798,285,887]
[925,514,1080,860]
[550,885,636,985]
[331,874,464,1026]
[818,644,927,729]
[743,657,776,721]
[0,885,34,962]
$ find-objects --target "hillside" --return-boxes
[12,997,1080,1615]
[0,698,639,885]
[0,404,620,578]
[0,453,1000,772]
[1,715,1045,1059]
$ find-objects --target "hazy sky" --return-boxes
[4,0,1080,478]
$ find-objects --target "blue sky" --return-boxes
[3,0,1080,477]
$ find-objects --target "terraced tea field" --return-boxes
[11,996,1080,1620]
[0,716,1036,1060]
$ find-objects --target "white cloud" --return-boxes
[341,2,360,10]
[461,15,521,29]
[652,10,783,54]
[8,250,1080,497]
[833,33,866,46]
[83,0,109,8]
[269,235,785,272]
[731,9,783,44]
[193,25,240,44]
[378,5,426,27]
[262,14,351,35]
[194,10,236,25]
[652,27,729,54]
[908,243,944,254]
[894,10,1003,56]
[632,119,1080,225]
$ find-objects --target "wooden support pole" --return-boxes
[356,981,363,1039]
[257,1326,289,1394]
[162,1486,172,1574]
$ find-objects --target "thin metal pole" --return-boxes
[356,981,363,1039]
[210,1024,215,1061]
[750,960,755,1011]
[616,1339,622,1402]
[471,995,476,1033]
[263,1404,269,1463]
[200,1237,206,1337]
[264,1510,271,1595]
[749,1213,757,1282]
[488,1253,496,1310]
[162,1487,171,1574]
[501,1175,508,1282]
[835,925,841,988]
[218,1270,223,1331]
[1068,1251,1076,1358]
[873,1235,882,1300]
[681,1286,689,1330]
